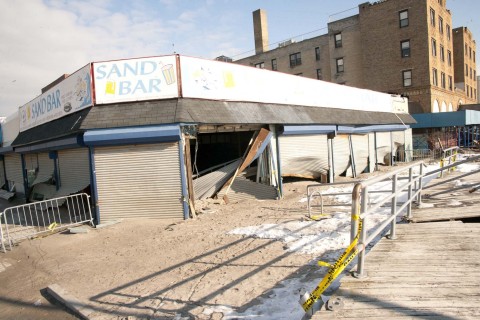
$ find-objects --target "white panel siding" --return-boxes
[4,154,24,194]
[333,135,350,177]
[350,134,369,176]
[279,134,329,179]
[57,148,91,196]
[94,143,184,222]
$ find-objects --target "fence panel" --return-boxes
[0,193,93,252]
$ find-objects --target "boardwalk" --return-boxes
[314,168,480,319]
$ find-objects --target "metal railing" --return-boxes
[306,181,360,220]
[0,193,93,252]
[438,146,459,177]
[300,161,426,315]
[351,161,424,278]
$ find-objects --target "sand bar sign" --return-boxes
[20,64,93,132]
[93,55,179,104]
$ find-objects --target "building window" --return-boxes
[315,47,320,60]
[271,59,277,71]
[475,89,477,100]
[316,69,323,80]
[432,68,438,86]
[403,70,412,87]
[336,58,344,73]
[334,33,342,48]
[399,10,409,28]
[401,40,410,57]
[430,8,435,27]
[475,70,477,79]
[446,24,451,40]
[440,45,445,61]
[465,44,468,55]
[470,67,473,79]
[474,51,476,62]
[441,72,446,89]
[447,50,452,66]
[431,38,437,56]
[439,16,443,34]
[255,62,265,69]
[289,52,302,67]
[448,75,453,91]
[470,47,473,59]
[466,64,469,76]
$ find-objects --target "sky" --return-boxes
[0,0,479,117]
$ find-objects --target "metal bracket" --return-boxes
[326,297,344,311]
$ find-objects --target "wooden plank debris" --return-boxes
[46,284,96,320]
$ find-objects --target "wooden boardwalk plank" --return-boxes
[314,222,480,319]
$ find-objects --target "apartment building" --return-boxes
[235,0,477,114]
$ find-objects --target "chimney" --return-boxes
[253,9,269,54]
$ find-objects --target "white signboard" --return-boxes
[20,64,93,132]
[180,56,398,113]
[93,55,179,104]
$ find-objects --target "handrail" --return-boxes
[307,181,360,221]
[300,152,480,315]
[424,154,480,178]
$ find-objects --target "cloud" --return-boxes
[0,0,247,117]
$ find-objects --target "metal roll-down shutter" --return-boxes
[94,142,184,222]
[279,134,329,179]
[57,148,91,196]
[4,154,24,194]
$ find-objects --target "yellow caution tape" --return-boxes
[309,214,330,221]
[302,220,363,312]
[48,222,58,232]
[317,261,333,268]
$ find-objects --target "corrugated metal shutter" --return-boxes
[4,154,24,194]
[279,134,329,179]
[392,131,405,161]
[333,135,350,177]
[0,159,5,188]
[404,129,413,161]
[57,148,90,196]
[218,175,277,202]
[94,142,184,222]
[375,132,392,165]
[32,153,54,185]
[350,134,369,176]
[193,159,241,200]
[24,154,37,171]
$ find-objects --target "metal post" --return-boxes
[388,174,398,240]
[354,186,368,278]
[351,184,362,243]
[407,167,413,219]
[417,163,424,205]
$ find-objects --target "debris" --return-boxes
[46,284,95,319]
[95,220,122,229]
[33,299,42,306]
[68,227,89,234]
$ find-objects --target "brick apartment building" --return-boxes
[234,0,477,114]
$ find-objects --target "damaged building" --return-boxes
[0,55,415,223]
